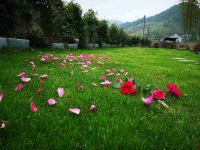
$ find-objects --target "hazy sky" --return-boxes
[65,0,180,22]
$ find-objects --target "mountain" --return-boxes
[120,3,182,39]
[107,19,124,26]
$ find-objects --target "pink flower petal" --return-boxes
[30,61,36,68]
[100,80,112,86]
[142,96,153,105]
[48,99,57,106]
[17,72,26,77]
[68,108,80,115]
[30,101,38,112]
[86,60,92,65]
[88,105,96,111]
[57,87,64,97]
[15,83,24,91]
[39,74,48,78]
[21,77,31,82]
[0,93,4,102]
[116,73,120,76]
[105,69,111,74]
[100,76,106,81]
[106,73,114,76]
[120,69,124,73]
[98,60,103,65]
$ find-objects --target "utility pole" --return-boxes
[142,15,146,39]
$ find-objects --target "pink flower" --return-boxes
[40,55,49,62]
[68,108,80,115]
[17,72,26,77]
[88,105,96,111]
[167,83,181,97]
[0,93,4,102]
[48,99,57,106]
[57,87,64,97]
[152,89,166,100]
[21,77,31,82]
[15,83,24,91]
[30,101,38,112]
[100,80,112,86]
[142,96,153,105]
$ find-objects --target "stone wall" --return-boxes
[0,37,29,49]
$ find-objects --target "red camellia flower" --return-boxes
[152,89,166,100]
[120,81,136,95]
[167,83,181,97]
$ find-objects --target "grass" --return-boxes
[0,47,200,149]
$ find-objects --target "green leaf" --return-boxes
[113,82,121,89]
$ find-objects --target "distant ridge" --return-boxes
[120,3,182,38]
[107,20,124,25]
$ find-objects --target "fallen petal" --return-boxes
[76,82,84,91]
[91,83,97,87]
[100,80,112,86]
[120,69,124,73]
[100,76,106,81]
[105,69,111,74]
[48,99,57,106]
[157,100,170,109]
[17,72,26,77]
[57,87,64,97]
[36,88,43,93]
[30,73,38,77]
[21,77,31,82]
[88,105,96,111]
[142,96,153,105]
[15,83,24,91]
[30,101,38,112]
[0,93,4,102]
[0,120,7,129]
[39,74,48,78]
[68,108,80,115]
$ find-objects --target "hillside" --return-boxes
[107,19,124,26]
[120,4,182,39]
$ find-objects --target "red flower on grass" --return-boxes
[152,89,166,100]
[120,81,136,95]
[167,83,181,97]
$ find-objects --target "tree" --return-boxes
[109,24,119,44]
[64,1,84,43]
[181,0,200,41]
[97,20,109,46]
[83,9,98,43]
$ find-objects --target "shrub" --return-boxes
[193,42,200,53]
[16,31,46,48]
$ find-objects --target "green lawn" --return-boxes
[0,47,200,149]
